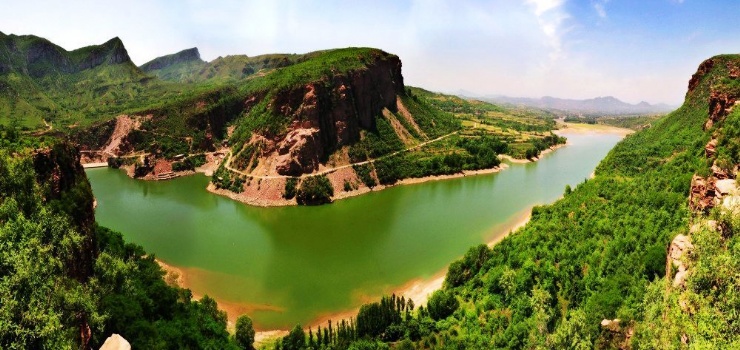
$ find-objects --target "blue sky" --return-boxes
[1,0,738,104]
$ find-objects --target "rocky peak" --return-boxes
[75,36,132,70]
[140,47,204,72]
[22,37,73,76]
[687,58,714,95]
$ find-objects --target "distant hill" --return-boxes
[0,32,158,128]
[481,94,676,116]
[139,48,304,83]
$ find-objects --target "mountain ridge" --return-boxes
[481,94,676,115]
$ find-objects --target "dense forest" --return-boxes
[0,136,250,349]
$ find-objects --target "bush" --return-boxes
[296,175,333,205]
[107,157,123,169]
[284,177,298,199]
[427,290,459,321]
[353,164,377,188]
[235,315,255,350]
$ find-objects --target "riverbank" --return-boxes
[91,126,632,346]
[205,142,577,208]
[555,121,635,136]
[155,208,535,344]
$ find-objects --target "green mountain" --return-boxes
[313,55,738,348]
[140,48,303,83]
[72,42,561,205]
[0,33,159,128]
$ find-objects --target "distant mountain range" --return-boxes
[453,90,676,116]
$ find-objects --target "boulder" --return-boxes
[715,179,737,196]
[99,334,130,350]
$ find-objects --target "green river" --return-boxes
[86,131,623,330]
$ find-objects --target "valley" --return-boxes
[86,130,625,331]
[1,13,739,349]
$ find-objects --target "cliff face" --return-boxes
[33,143,97,282]
[140,47,204,72]
[0,34,135,77]
[75,37,132,70]
[264,55,404,175]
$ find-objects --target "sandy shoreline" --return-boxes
[555,122,635,136]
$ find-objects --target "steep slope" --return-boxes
[414,55,739,348]
[636,55,740,348]
[0,33,156,128]
[275,55,740,348]
[0,140,240,349]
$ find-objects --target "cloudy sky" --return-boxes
[1,0,738,104]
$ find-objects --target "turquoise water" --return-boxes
[86,132,623,329]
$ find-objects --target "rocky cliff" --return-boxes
[33,143,97,282]
[140,47,204,72]
[256,53,404,175]
[0,34,136,77]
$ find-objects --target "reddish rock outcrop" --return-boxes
[275,128,322,176]
[251,53,404,176]
[729,62,740,79]
[705,138,717,158]
[688,58,714,94]
[706,91,737,130]
[689,175,716,213]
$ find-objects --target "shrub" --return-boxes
[427,290,459,321]
[296,175,334,205]
[284,177,298,199]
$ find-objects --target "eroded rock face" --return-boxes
[706,91,737,130]
[705,138,717,158]
[668,234,694,288]
[689,175,716,213]
[258,53,404,176]
[275,128,322,176]
[688,58,714,94]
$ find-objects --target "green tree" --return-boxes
[427,290,459,321]
[282,324,306,350]
[549,309,593,350]
[235,315,256,350]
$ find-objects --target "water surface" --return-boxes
[87,132,622,329]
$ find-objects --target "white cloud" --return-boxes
[525,0,569,60]
[592,0,609,19]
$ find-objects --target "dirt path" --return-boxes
[224,131,460,179]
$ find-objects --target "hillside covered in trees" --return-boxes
[266,56,740,348]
